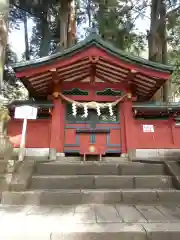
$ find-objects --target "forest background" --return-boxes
[3,0,180,102]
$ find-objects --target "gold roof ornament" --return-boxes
[127,92,132,99]
[52,92,59,98]
[89,145,95,153]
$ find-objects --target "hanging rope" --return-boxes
[58,92,127,109]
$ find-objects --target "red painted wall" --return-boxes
[8,119,51,148]
[122,101,180,151]
[8,100,180,153]
[133,120,180,149]
[134,120,172,149]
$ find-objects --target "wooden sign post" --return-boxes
[14,105,37,162]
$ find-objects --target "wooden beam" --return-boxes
[97,62,127,77]
[59,69,90,81]
[95,73,128,90]
[96,69,123,82]
[50,68,60,83]
[45,69,60,98]
[21,77,39,98]
[16,49,93,78]
[62,82,125,90]
[127,69,138,95]
[16,46,171,81]
[96,48,171,79]
[57,62,90,76]
[90,64,96,84]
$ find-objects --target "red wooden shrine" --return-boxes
[8,32,180,159]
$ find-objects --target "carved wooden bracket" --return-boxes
[88,56,99,63]
[127,69,138,96]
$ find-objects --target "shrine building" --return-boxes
[7,32,180,160]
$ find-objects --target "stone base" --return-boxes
[13,148,180,161]
[56,152,65,157]
[49,148,56,161]
[121,153,128,158]
[13,148,50,158]
[13,148,66,160]
[128,149,180,161]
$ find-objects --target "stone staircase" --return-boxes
[2,159,180,205]
[1,159,180,239]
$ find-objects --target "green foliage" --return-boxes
[7,0,180,100]
[166,1,180,98]
[76,0,146,54]
[3,44,27,101]
[168,49,180,98]
[9,0,148,59]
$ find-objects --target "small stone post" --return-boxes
[0,102,13,163]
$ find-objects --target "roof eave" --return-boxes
[11,34,174,75]
[133,103,180,112]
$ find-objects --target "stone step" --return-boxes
[49,223,180,240]
[56,156,129,161]
[1,223,180,240]
[2,189,180,205]
[0,204,180,239]
[34,162,165,176]
[0,161,8,173]
[166,161,180,176]
[30,175,173,190]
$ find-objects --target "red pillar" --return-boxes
[169,117,175,145]
[121,99,136,156]
[119,102,127,154]
[50,99,65,154]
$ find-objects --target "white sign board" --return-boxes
[14,105,38,161]
[143,125,154,133]
[14,105,37,120]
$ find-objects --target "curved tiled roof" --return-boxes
[12,32,173,73]
[11,32,174,100]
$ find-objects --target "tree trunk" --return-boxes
[59,1,70,50]
[0,0,9,94]
[98,1,106,39]
[148,0,170,102]
[87,0,91,28]
[67,0,76,47]
[67,1,72,48]
[39,12,51,57]
[160,1,169,102]
[23,12,30,60]
[148,0,162,101]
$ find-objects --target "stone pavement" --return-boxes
[0,204,180,239]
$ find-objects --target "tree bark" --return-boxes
[87,0,91,28]
[39,11,51,57]
[59,1,69,50]
[148,0,170,102]
[0,0,9,94]
[67,0,76,47]
[161,1,169,102]
[148,0,162,101]
[23,12,30,60]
